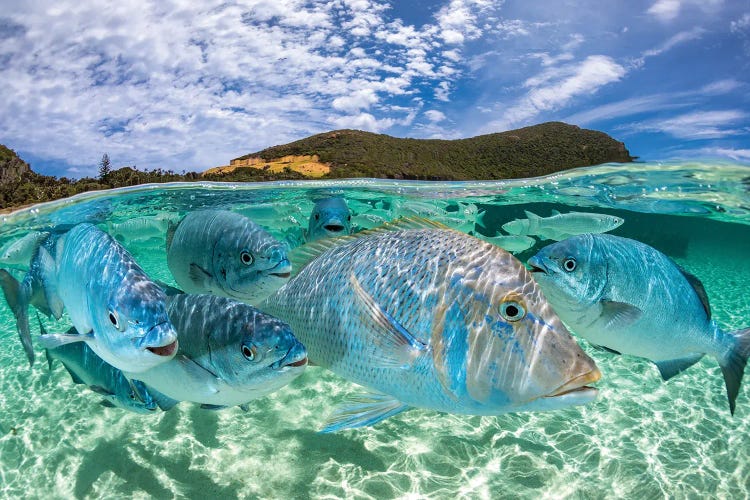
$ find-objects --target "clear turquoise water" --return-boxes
[1,161,749,498]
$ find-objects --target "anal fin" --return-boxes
[655,354,704,381]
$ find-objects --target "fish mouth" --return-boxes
[526,256,547,274]
[267,258,292,279]
[323,223,345,233]
[545,368,602,399]
[271,343,308,370]
[146,340,178,357]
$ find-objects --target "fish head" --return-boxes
[435,244,600,413]
[214,222,292,303]
[94,270,178,373]
[307,197,352,241]
[501,219,527,235]
[114,379,159,414]
[210,307,307,396]
[598,214,624,231]
[526,234,607,311]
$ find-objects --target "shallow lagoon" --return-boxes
[1,161,749,498]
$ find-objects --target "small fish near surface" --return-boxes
[0,223,178,372]
[0,231,50,269]
[127,293,307,411]
[307,197,352,242]
[477,233,537,253]
[41,318,157,414]
[528,233,750,414]
[262,218,601,432]
[502,210,624,241]
[166,210,291,304]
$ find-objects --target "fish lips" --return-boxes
[270,342,308,370]
[527,255,550,275]
[267,258,292,279]
[134,322,179,358]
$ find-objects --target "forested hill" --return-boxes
[232,122,634,180]
[0,122,634,210]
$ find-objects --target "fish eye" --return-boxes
[242,345,257,361]
[563,258,577,272]
[240,250,254,266]
[500,300,526,322]
[108,311,120,329]
[347,215,351,221]
[314,213,320,220]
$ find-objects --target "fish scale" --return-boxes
[262,222,600,431]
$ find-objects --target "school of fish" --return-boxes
[2,194,749,432]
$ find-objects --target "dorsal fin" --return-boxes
[288,217,451,276]
[551,209,561,216]
[677,265,711,320]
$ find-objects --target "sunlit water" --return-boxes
[1,161,749,498]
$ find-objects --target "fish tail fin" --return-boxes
[719,327,750,416]
[476,210,489,229]
[0,269,34,366]
[37,313,55,371]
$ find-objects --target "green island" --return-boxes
[0,122,633,211]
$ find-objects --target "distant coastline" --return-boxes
[0,122,633,211]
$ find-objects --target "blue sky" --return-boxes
[0,0,748,178]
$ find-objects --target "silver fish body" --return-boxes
[262,222,600,431]
[1,224,178,372]
[127,293,307,409]
[307,197,352,241]
[528,233,750,414]
[0,231,50,269]
[503,210,624,241]
[45,340,157,414]
[167,210,291,304]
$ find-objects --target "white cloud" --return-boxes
[424,110,446,122]
[624,110,747,139]
[481,55,626,132]
[640,27,704,59]
[646,0,724,22]
[731,13,750,33]
[696,147,750,161]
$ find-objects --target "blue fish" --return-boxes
[307,197,352,242]
[127,293,307,410]
[167,210,291,304]
[262,218,600,432]
[0,223,178,372]
[42,319,157,414]
[528,233,750,414]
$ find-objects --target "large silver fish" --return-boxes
[166,210,291,304]
[0,224,178,372]
[127,293,307,410]
[262,219,601,432]
[503,210,624,241]
[42,323,157,414]
[307,197,352,242]
[528,234,750,414]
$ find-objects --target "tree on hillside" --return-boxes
[98,153,111,182]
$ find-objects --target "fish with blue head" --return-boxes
[528,233,750,414]
[261,218,601,432]
[166,210,291,304]
[307,197,352,242]
[127,293,307,410]
[41,318,158,414]
[0,223,178,372]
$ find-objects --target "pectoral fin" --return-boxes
[38,333,87,349]
[188,263,214,289]
[350,272,428,369]
[655,354,704,381]
[321,391,409,433]
[600,300,642,329]
[89,385,114,396]
[139,385,180,411]
[591,344,622,355]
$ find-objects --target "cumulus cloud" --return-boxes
[646,0,724,22]
[0,0,505,176]
[424,110,446,122]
